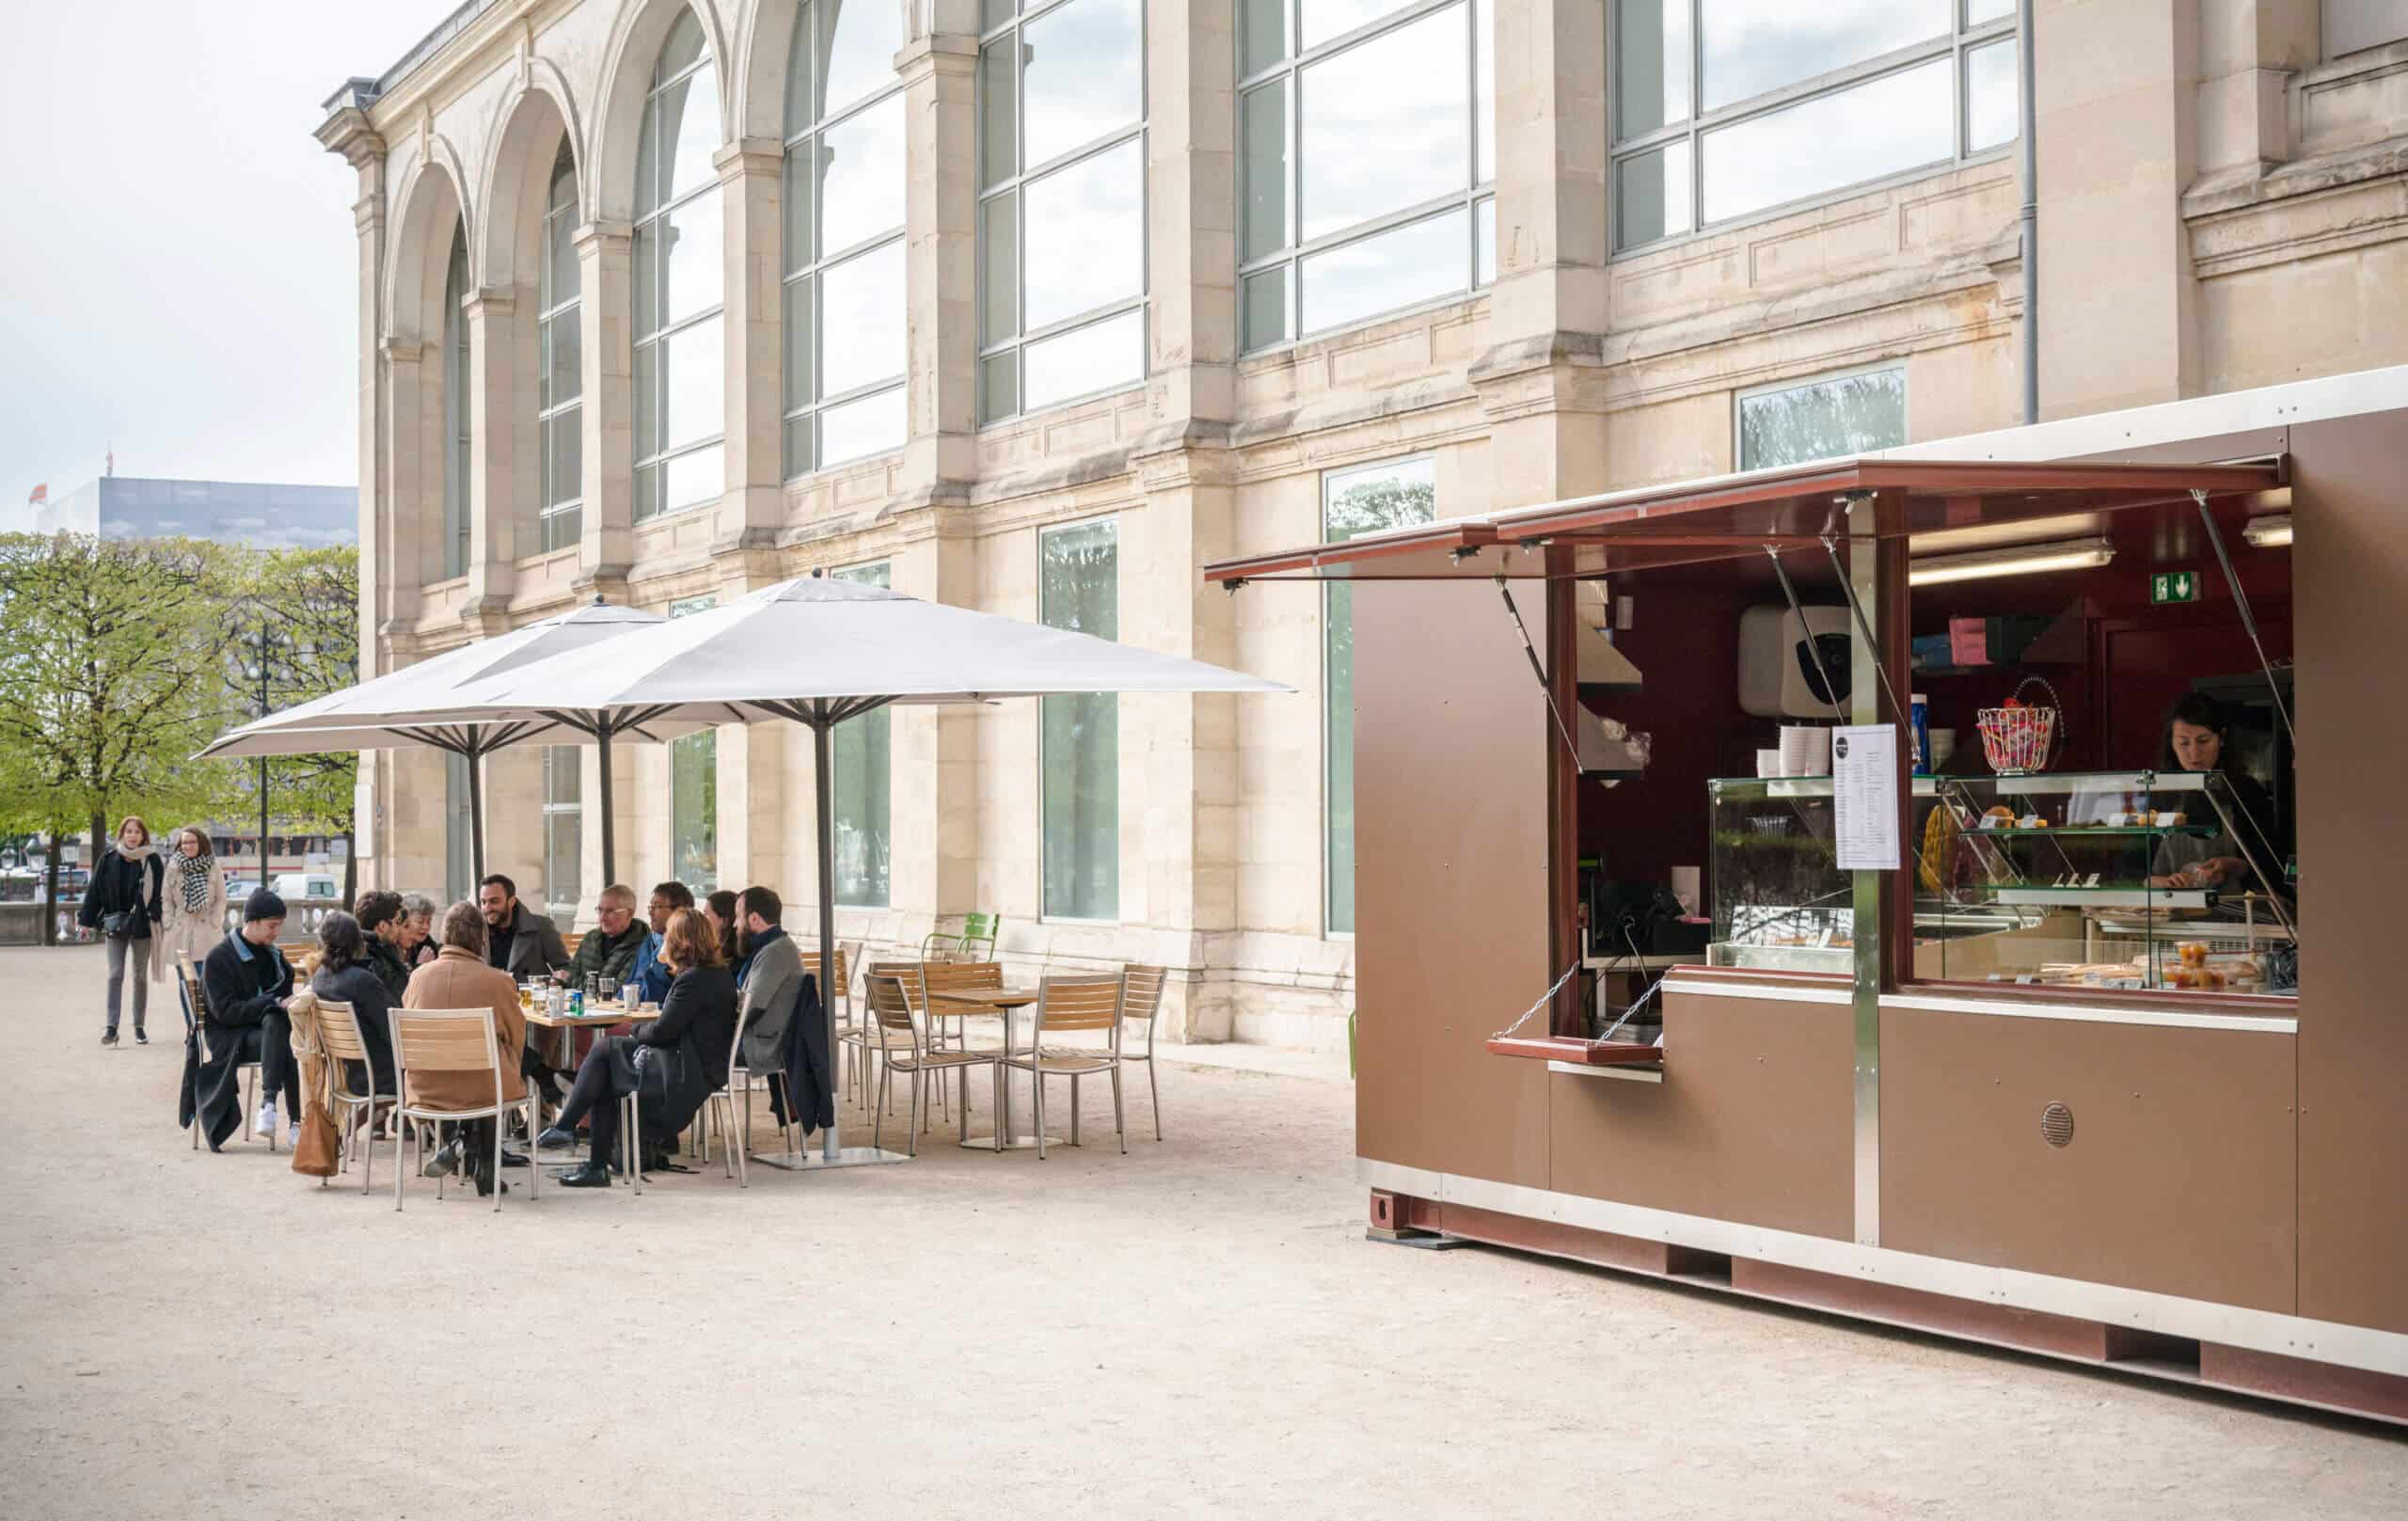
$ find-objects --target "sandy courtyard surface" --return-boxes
[2,943,2400,1518]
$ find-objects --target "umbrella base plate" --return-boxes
[750,1145,912,1171]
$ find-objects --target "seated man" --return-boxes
[354,889,413,1004]
[732,886,802,1076]
[403,900,530,1197]
[309,910,396,1099]
[536,907,737,1188]
[198,890,303,1149]
[480,872,571,1101]
[631,879,693,1006]
[562,883,650,990]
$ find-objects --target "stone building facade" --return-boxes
[320,0,2408,1048]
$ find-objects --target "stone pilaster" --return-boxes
[463,290,522,623]
[883,510,982,945]
[573,221,635,599]
[896,14,981,503]
[712,138,786,554]
[1144,0,1238,436]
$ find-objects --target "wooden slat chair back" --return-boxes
[1033,974,1123,1035]
[838,960,926,1111]
[1004,973,1128,1158]
[388,1007,535,1212]
[1118,964,1168,1141]
[862,973,1001,1156]
[312,998,391,1193]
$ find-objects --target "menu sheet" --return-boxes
[1832,723,1902,871]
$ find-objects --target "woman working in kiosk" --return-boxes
[2147,691,2289,896]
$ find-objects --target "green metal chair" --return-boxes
[918,911,1000,963]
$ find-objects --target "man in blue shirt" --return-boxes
[631,879,692,1005]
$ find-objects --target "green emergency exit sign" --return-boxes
[2150,570,2200,605]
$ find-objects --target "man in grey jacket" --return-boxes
[478,873,569,983]
[734,885,802,1076]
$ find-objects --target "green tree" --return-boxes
[0,532,242,942]
[221,547,362,900]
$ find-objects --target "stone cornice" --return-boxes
[572,220,634,254]
[713,138,784,182]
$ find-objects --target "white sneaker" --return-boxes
[254,1103,278,1138]
[288,1119,304,1148]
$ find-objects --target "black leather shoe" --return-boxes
[499,1149,530,1168]
[533,1127,577,1151]
[554,1163,610,1189]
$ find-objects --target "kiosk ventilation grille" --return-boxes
[2040,1102,2076,1148]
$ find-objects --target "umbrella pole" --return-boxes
[597,717,617,887]
[467,742,486,886]
[815,712,839,1162]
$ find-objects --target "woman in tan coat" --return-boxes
[401,900,528,1195]
[154,826,228,978]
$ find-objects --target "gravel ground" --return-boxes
[1,943,2400,1519]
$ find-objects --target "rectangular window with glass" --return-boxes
[1323,456,1437,934]
[976,0,1149,423]
[1240,0,1496,351]
[1610,0,2018,253]
[542,744,582,927]
[632,15,725,521]
[831,561,893,907]
[668,594,718,890]
[1735,363,1907,471]
[1039,519,1118,920]
[537,143,584,553]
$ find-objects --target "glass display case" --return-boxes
[1707,769,2297,992]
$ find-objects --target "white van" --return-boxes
[271,872,341,903]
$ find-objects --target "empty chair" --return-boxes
[848,960,927,1110]
[918,911,1000,963]
[1118,964,1168,1140]
[312,998,396,1193]
[863,974,999,1157]
[1001,973,1127,1160]
[388,1007,540,1212]
[694,1006,754,1187]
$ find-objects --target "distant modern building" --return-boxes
[33,476,356,550]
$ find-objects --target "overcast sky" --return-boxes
[0,1,457,531]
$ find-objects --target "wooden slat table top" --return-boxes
[927,987,1039,1012]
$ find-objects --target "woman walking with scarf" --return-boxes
[155,827,228,983]
[78,816,166,1045]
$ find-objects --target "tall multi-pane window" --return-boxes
[1736,363,1908,470]
[632,13,724,521]
[1039,520,1117,920]
[537,144,583,552]
[1611,1,2018,252]
[976,0,1148,422]
[440,226,471,578]
[783,1,908,477]
[668,594,719,890]
[831,561,892,907]
[542,744,582,927]
[1240,0,1497,350]
[1322,457,1434,934]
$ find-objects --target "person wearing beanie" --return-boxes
[196,889,302,1149]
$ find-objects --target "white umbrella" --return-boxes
[456,571,1293,1165]
[199,599,680,883]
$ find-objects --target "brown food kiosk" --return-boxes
[1206,370,2405,1422]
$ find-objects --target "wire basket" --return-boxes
[1977,675,2064,774]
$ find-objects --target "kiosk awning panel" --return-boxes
[1203,458,2287,584]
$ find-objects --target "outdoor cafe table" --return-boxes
[926,986,1055,1152]
[520,1000,643,1156]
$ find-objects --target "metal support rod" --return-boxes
[813,705,839,1161]
[1763,546,1845,716]
[1496,575,1582,768]
[2192,490,2297,750]
[1820,533,1911,730]
[257,622,271,886]
[2019,0,2039,424]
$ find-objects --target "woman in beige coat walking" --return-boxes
[154,827,228,981]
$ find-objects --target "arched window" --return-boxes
[440,226,471,577]
[782,0,906,477]
[538,143,583,551]
[633,12,724,521]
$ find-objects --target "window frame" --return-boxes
[536,142,584,554]
[829,558,895,908]
[541,742,583,927]
[1036,515,1122,924]
[1608,0,2018,258]
[631,25,725,524]
[782,3,910,482]
[1237,0,1497,354]
[1733,358,1909,473]
[440,227,471,579]
[975,0,1152,426]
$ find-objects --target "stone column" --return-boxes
[463,290,522,623]
[1474,0,1612,511]
[709,553,791,895]
[1145,0,1238,434]
[713,138,785,556]
[573,221,635,600]
[2035,0,2203,416]
[895,9,980,505]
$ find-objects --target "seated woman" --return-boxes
[537,906,737,1188]
[402,900,530,1197]
[2147,691,2292,901]
[309,911,396,1100]
[397,892,442,971]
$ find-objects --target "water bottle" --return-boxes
[1909,692,1932,776]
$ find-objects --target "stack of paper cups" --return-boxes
[1780,724,1830,776]
[1755,748,1782,778]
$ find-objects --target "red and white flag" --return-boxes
[25,483,44,506]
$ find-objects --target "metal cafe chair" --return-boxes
[312,998,395,1193]
[388,1007,540,1212]
[176,955,266,1152]
[917,911,1000,963]
[1117,964,1168,1141]
[694,1009,754,1187]
[1001,973,1128,1160]
[863,973,1000,1157]
[852,960,928,1113]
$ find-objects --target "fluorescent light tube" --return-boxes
[2242,514,2292,547]
[1908,537,2115,587]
